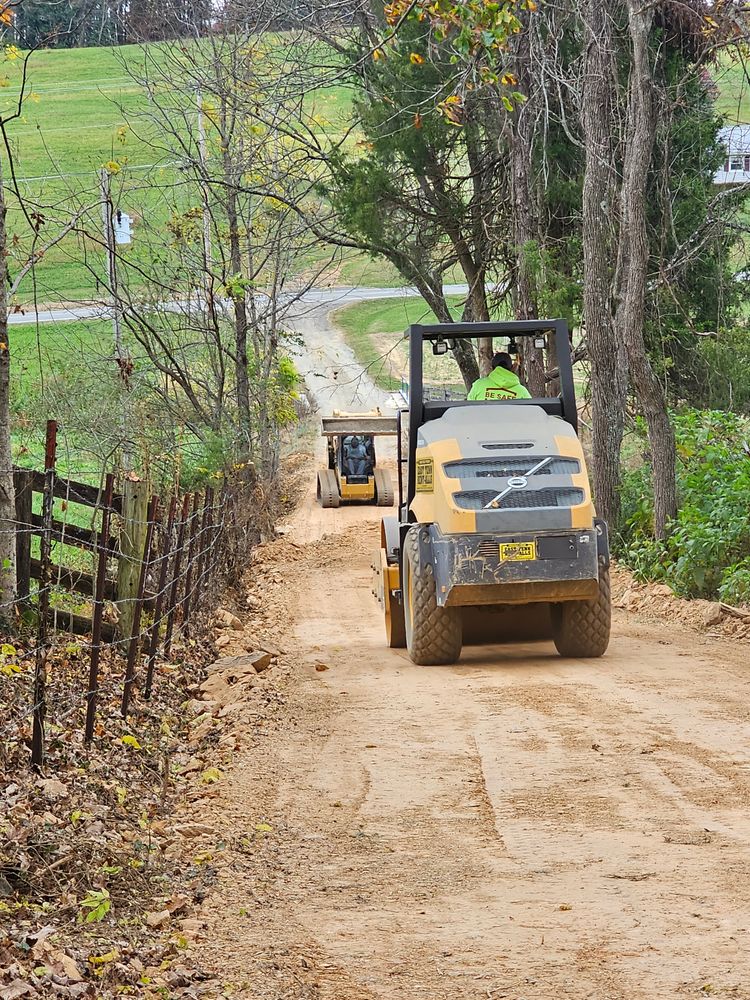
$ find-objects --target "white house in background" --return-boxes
[715,125,750,185]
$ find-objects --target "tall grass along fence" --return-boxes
[4,420,257,767]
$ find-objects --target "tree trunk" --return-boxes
[0,165,15,620]
[581,0,627,530]
[223,155,251,463]
[509,18,545,397]
[615,1,676,538]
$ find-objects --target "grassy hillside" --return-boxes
[713,57,750,123]
[0,42,387,302]
[333,295,467,391]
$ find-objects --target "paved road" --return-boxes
[9,283,467,418]
[8,284,470,327]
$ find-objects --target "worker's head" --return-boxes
[351,436,360,446]
[492,352,514,372]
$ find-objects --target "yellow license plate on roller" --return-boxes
[499,541,536,562]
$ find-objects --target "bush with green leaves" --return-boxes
[618,409,750,603]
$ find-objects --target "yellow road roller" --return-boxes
[373,320,611,663]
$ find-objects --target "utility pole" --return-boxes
[100,167,133,472]
[196,86,213,311]
[100,168,124,362]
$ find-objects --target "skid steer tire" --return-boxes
[317,470,340,509]
[551,561,611,658]
[403,526,462,665]
[374,468,394,507]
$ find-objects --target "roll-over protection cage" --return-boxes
[396,319,577,518]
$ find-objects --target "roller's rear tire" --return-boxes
[551,561,611,658]
[374,468,394,507]
[403,526,462,665]
[317,469,340,509]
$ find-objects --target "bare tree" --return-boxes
[100,13,339,482]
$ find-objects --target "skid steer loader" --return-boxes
[373,320,611,664]
[317,410,398,508]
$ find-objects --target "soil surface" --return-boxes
[191,466,750,1000]
[186,307,750,999]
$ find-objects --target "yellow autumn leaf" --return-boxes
[88,949,119,966]
[410,52,425,65]
[201,767,222,784]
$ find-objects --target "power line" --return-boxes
[12,160,182,182]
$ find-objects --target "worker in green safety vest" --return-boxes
[467,352,531,401]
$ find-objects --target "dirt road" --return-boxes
[194,463,750,1000]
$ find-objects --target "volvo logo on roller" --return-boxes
[506,476,527,490]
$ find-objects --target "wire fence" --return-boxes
[1,419,259,767]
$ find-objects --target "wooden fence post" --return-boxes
[121,494,158,717]
[13,469,33,609]
[117,477,149,651]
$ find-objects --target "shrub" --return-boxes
[618,409,750,601]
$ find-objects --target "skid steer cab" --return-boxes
[372,319,611,665]
[317,411,398,508]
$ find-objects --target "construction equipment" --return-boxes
[318,410,398,509]
[373,320,611,663]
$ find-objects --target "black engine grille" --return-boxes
[444,457,579,479]
[453,488,585,511]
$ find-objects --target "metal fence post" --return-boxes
[84,474,115,745]
[31,420,57,767]
[144,494,176,700]
[163,493,190,660]
[180,492,201,638]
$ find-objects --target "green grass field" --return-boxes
[11,318,116,466]
[0,41,395,303]
[333,295,467,391]
[714,56,750,123]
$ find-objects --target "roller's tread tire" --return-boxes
[317,469,340,509]
[374,468,394,507]
[404,526,462,665]
[552,561,611,658]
